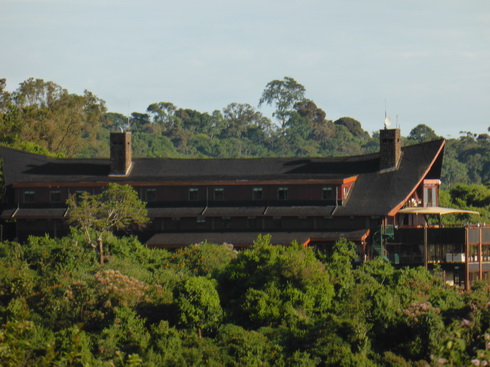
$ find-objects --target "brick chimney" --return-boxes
[110,132,132,176]
[379,128,401,171]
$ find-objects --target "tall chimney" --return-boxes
[110,132,132,176]
[379,128,401,171]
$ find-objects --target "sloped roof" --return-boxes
[335,139,445,216]
[0,145,378,185]
[0,138,445,217]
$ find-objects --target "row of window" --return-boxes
[22,186,340,203]
[23,189,90,204]
[148,186,337,202]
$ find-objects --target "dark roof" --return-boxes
[146,229,370,248]
[336,139,445,216]
[1,208,68,219]
[147,205,336,217]
[0,145,378,185]
[0,138,445,217]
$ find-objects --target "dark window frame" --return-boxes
[277,187,288,200]
[214,188,224,201]
[322,186,334,200]
[146,188,156,202]
[253,187,263,200]
[50,190,61,203]
[189,188,199,201]
[23,190,35,203]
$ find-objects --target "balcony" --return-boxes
[445,253,465,263]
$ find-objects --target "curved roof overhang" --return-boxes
[388,140,446,217]
[397,206,480,216]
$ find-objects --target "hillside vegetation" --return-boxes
[1,232,490,366]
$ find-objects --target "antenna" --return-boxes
[384,99,392,129]
[125,101,131,132]
[384,116,392,129]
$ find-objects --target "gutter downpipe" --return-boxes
[331,186,339,215]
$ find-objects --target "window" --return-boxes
[343,186,350,198]
[423,187,437,207]
[253,187,263,200]
[248,216,258,229]
[298,216,308,229]
[214,188,224,201]
[196,216,206,228]
[146,188,156,202]
[221,216,231,228]
[273,216,282,228]
[277,187,288,200]
[189,188,199,201]
[23,190,35,203]
[171,217,181,229]
[322,186,333,200]
[50,190,61,203]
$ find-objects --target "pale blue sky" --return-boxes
[1,0,489,138]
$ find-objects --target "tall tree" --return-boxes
[258,76,306,128]
[221,103,272,139]
[407,124,439,144]
[174,276,223,338]
[1,78,106,157]
[66,183,149,265]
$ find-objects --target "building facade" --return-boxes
[0,129,485,288]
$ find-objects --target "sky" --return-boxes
[1,0,489,138]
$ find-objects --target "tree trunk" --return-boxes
[98,237,104,265]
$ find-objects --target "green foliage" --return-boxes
[216,324,286,366]
[258,76,306,127]
[220,235,333,330]
[66,183,149,264]
[0,78,106,157]
[0,232,488,365]
[98,306,151,359]
[406,124,440,144]
[174,276,223,338]
[171,242,236,277]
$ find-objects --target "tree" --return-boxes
[407,124,439,144]
[333,117,368,140]
[174,276,223,338]
[1,78,107,157]
[258,76,306,128]
[221,103,272,139]
[66,183,149,265]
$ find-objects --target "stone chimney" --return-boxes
[379,128,401,171]
[110,132,132,176]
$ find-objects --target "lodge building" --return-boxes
[0,128,486,289]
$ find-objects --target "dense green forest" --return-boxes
[2,77,490,365]
[1,231,490,366]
